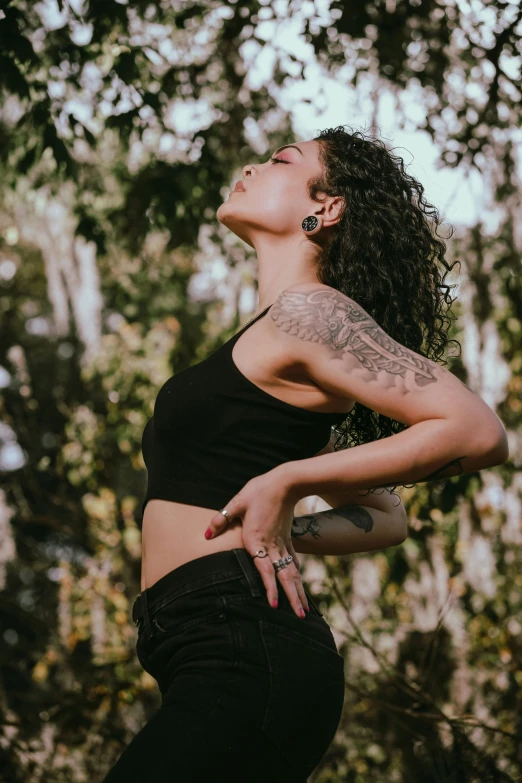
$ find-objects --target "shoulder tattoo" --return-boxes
[270,288,439,389]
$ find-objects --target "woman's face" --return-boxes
[216,139,330,249]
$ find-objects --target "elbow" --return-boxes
[462,410,509,468]
[388,527,408,548]
[489,440,509,467]
[479,425,510,467]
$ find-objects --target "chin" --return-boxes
[216,201,232,223]
[216,202,240,228]
[216,205,253,247]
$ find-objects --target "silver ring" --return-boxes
[219,507,231,522]
[253,548,268,559]
[272,554,293,572]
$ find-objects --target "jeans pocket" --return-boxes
[148,572,255,635]
[259,620,345,778]
[152,602,225,635]
[147,581,221,635]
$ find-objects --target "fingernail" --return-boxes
[271,600,278,609]
[305,604,310,612]
[204,529,213,540]
[299,608,306,619]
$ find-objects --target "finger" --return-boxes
[285,539,300,572]
[205,502,242,540]
[285,538,300,573]
[249,545,279,609]
[285,539,309,612]
[275,552,307,617]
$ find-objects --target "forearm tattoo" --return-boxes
[291,504,374,541]
[270,288,439,388]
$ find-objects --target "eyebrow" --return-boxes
[273,144,304,157]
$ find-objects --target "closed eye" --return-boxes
[270,157,289,164]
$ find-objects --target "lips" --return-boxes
[233,180,246,192]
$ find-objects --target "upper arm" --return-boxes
[270,284,507,448]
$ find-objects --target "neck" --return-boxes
[252,236,321,312]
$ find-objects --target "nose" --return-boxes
[242,164,254,178]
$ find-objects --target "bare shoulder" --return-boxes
[270,282,359,342]
[267,282,339,342]
[271,282,338,315]
[261,281,336,359]
[268,282,365,355]
[268,282,499,436]
[265,281,353,390]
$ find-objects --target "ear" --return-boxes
[322,195,345,230]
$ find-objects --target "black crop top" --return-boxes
[140,303,347,525]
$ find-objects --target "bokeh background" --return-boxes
[0,1,521,781]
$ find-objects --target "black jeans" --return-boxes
[102,548,345,783]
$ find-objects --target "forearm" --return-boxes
[277,418,508,503]
[290,503,407,556]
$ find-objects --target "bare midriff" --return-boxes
[141,502,245,591]
[140,304,355,591]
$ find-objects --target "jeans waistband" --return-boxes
[132,548,264,631]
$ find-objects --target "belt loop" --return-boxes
[233,548,262,597]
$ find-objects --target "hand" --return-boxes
[204,470,309,618]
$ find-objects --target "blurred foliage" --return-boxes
[0,1,520,781]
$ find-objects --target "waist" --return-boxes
[141,500,245,591]
[140,478,253,522]
[137,547,264,615]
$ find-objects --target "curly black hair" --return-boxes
[309,125,461,494]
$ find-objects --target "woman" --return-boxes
[103,127,508,782]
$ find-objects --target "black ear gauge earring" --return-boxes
[302,215,319,232]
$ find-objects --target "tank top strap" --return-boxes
[231,303,274,341]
